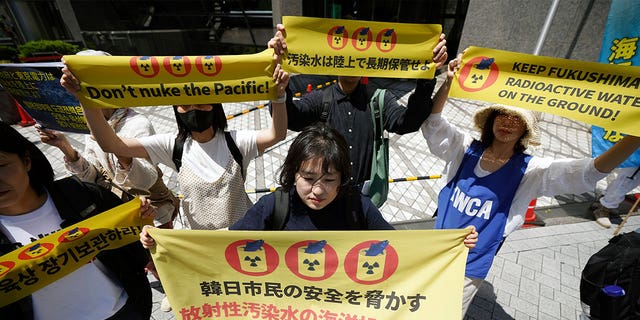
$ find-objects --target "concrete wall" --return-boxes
[272,0,303,27]
[458,0,612,62]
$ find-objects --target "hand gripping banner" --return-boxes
[282,16,442,79]
[63,50,278,109]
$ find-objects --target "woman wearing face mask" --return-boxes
[60,63,289,231]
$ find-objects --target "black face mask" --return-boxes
[177,109,214,132]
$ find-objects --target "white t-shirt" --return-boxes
[0,193,127,320]
[139,129,258,182]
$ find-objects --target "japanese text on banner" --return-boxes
[282,16,442,79]
[149,228,469,320]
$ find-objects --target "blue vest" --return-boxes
[436,141,530,278]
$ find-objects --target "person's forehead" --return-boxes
[299,158,337,174]
[496,111,524,120]
[0,151,18,160]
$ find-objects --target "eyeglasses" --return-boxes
[295,173,340,190]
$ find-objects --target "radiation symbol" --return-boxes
[327,25,349,50]
[18,243,54,260]
[285,240,338,281]
[129,56,160,78]
[225,239,279,276]
[458,56,499,92]
[163,56,192,77]
[58,227,90,243]
[344,240,398,285]
[376,28,397,52]
[352,27,373,51]
[195,55,223,77]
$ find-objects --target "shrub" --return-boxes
[18,40,80,58]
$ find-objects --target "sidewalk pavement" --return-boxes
[12,74,640,320]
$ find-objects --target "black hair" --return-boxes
[0,121,54,192]
[173,103,227,141]
[278,122,351,196]
[480,110,528,154]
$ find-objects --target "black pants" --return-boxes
[106,296,146,320]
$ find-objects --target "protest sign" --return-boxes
[64,50,277,109]
[591,0,640,166]
[0,199,150,307]
[450,46,640,137]
[149,228,469,319]
[282,16,442,79]
[0,62,88,133]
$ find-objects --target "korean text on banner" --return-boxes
[63,50,277,109]
[149,228,469,320]
[0,199,150,307]
[282,16,442,79]
[591,0,640,166]
[0,62,88,133]
[449,46,640,137]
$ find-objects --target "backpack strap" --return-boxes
[320,87,333,122]
[173,133,244,179]
[270,188,290,230]
[369,88,386,140]
[224,131,245,180]
[172,136,185,171]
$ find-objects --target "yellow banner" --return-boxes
[63,50,277,108]
[149,228,468,319]
[0,199,150,307]
[449,46,640,136]
[282,16,442,79]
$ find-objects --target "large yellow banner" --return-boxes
[450,46,640,136]
[149,228,469,319]
[282,16,442,79]
[63,50,277,109]
[0,199,150,307]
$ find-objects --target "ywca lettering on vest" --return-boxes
[450,186,493,220]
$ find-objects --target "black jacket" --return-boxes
[284,79,435,184]
[0,177,152,319]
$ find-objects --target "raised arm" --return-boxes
[385,34,448,133]
[594,135,640,173]
[256,63,289,153]
[432,52,461,114]
[60,64,150,159]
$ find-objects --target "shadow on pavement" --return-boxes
[465,281,514,320]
